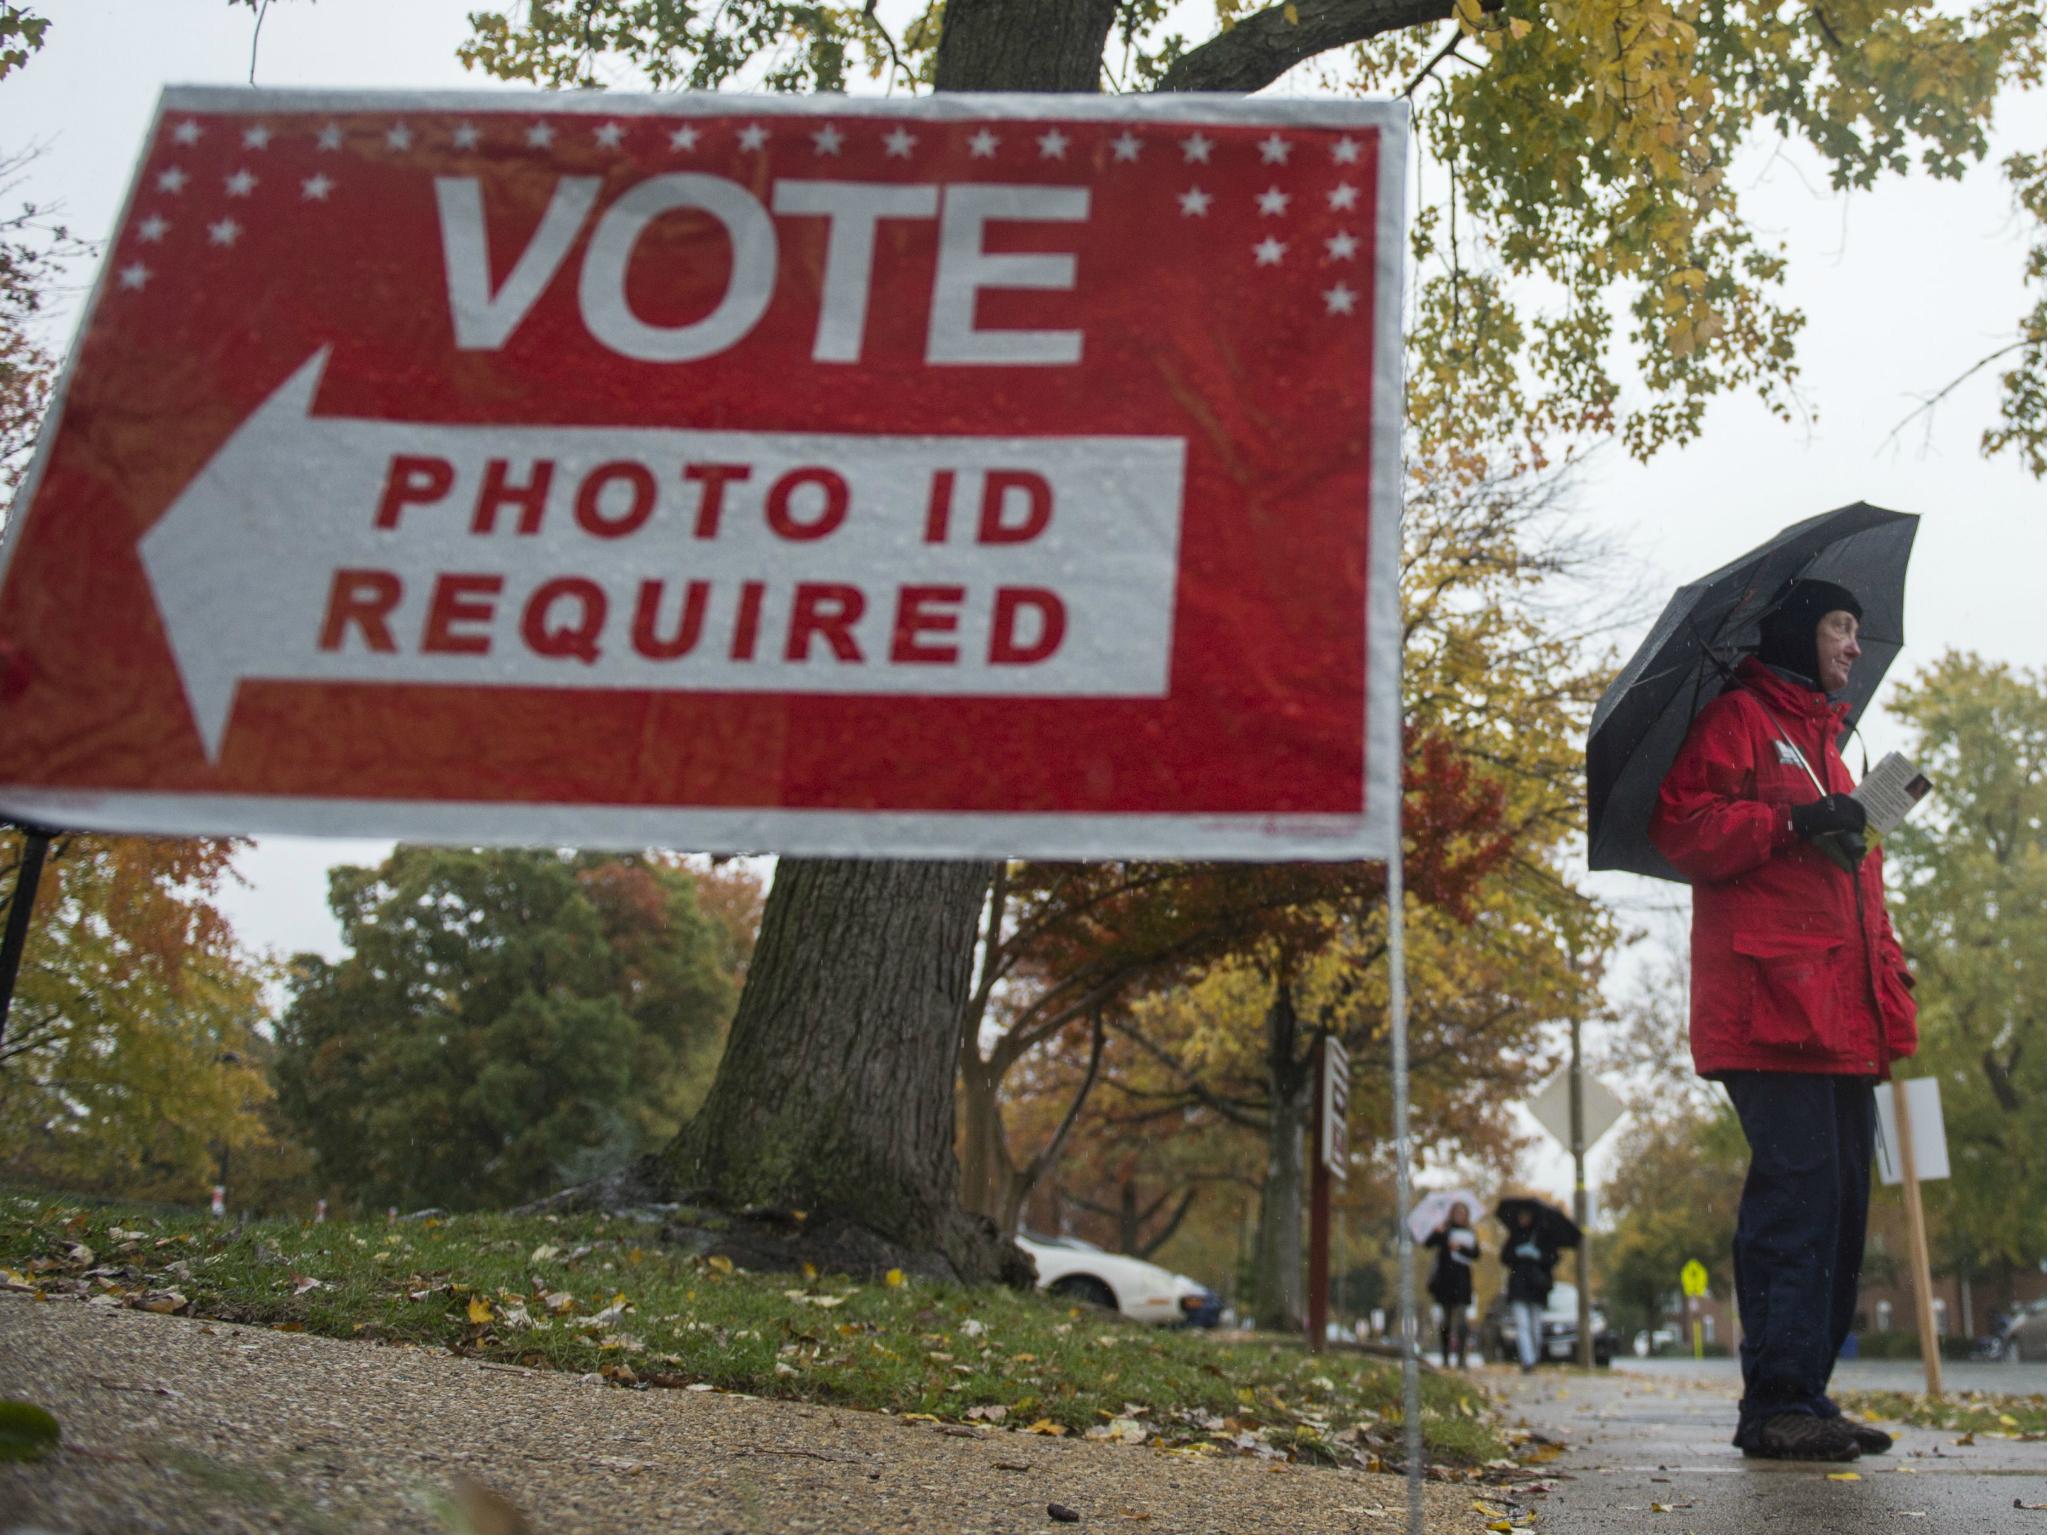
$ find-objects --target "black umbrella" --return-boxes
[1586,502,1919,883]
[1495,1197,1581,1251]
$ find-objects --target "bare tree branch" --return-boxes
[1156,0,1467,94]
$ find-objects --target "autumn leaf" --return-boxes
[0,1402,60,1463]
[1025,1419,1070,1436]
[884,1268,905,1288]
[706,1255,734,1277]
[1827,1472,1861,1482]
[467,1295,493,1325]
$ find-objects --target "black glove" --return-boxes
[1791,793,1867,840]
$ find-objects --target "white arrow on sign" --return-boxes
[138,349,1188,760]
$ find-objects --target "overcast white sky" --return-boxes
[5,2,2042,1198]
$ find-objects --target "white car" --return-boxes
[1016,1232,1209,1326]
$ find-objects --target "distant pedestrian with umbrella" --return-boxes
[1587,505,1922,1463]
[1423,1199,1481,1367]
[1496,1197,1576,1372]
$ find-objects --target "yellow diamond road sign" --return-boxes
[1681,1260,1708,1298]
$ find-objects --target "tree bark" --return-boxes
[1251,981,1315,1331]
[647,0,1121,1285]
[1157,0,1464,94]
[653,858,1022,1280]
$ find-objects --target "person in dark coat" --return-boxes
[1425,1202,1481,1367]
[1650,577,1918,1463]
[1502,1208,1556,1372]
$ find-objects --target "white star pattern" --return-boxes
[118,261,150,290]
[1037,128,1070,160]
[1177,186,1213,217]
[137,215,169,242]
[526,122,556,149]
[1256,186,1291,217]
[1254,237,1287,266]
[883,127,917,159]
[302,174,335,201]
[1325,230,1360,260]
[208,217,242,248]
[595,122,625,149]
[1181,132,1214,164]
[385,123,414,152]
[812,124,845,156]
[1323,283,1359,315]
[156,167,188,194]
[1258,133,1292,164]
[737,123,770,151]
[225,169,258,197]
[1111,131,1142,162]
[317,123,344,151]
[453,122,481,150]
[242,125,272,151]
[968,129,999,158]
[669,124,700,151]
[171,121,202,147]
[1327,182,1360,211]
[1332,136,1362,164]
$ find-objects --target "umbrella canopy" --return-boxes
[1406,1188,1485,1243]
[1587,502,1919,882]
[1495,1197,1581,1251]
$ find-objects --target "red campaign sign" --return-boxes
[0,90,1406,859]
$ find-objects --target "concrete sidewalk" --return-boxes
[1491,1364,2047,1535]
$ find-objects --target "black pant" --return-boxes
[1722,1071,1874,1446]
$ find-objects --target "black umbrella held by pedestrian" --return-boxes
[1585,502,1918,882]
[1495,1197,1581,1251]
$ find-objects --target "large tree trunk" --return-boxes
[654,859,1012,1277]
[644,0,1120,1284]
[1251,982,1314,1332]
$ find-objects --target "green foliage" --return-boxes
[456,0,2039,470]
[271,848,746,1211]
[0,832,282,1204]
[1595,1099,1747,1333]
[1984,150,2045,477]
[0,5,48,84]
[1,1195,1506,1462]
[1883,651,2047,1274]
[458,0,922,94]
[0,1399,59,1462]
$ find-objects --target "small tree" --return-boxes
[273,848,746,1211]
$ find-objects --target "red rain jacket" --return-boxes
[1650,658,1918,1078]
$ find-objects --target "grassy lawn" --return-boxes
[1835,1388,2047,1439]
[0,1195,1508,1471]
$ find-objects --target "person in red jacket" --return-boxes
[1651,577,1918,1463]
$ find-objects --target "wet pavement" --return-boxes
[1490,1363,2048,1535]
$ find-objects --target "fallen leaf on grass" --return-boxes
[291,1274,325,1295]
[0,1402,60,1463]
[445,1475,531,1534]
[467,1296,494,1325]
